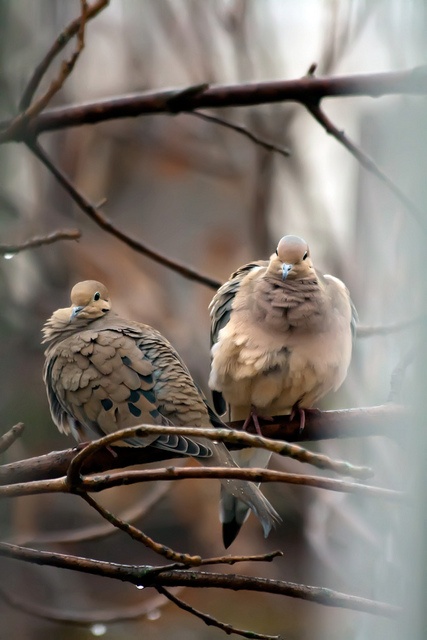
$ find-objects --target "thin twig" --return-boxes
[80,492,203,566]
[156,585,281,640]
[19,0,109,110]
[0,423,25,454]
[3,1,90,141]
[305,100,427,233]
[0,229,81,255]
[14,483,170,545]
[28,140,221,290]
[190,110,291,159]
[0,583,180,626]
[66,425,373,487]
[0,542,400,618]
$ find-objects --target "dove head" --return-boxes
[42,281,111,344]
[70,281,111,320]
[268,235,314,281]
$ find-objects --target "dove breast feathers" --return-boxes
[209,261,354,421]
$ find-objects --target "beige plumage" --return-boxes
[209,235,356,545]
[43,280,279,544]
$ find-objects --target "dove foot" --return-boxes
[242,405,273,435]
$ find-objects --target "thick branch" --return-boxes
[0,542,400,618]
[1,67,426,142]
[0,405,404,486]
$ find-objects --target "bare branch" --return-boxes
[19,0,109,110]
[0,228,81,255]
[305,101,427,233]
[14,483,170,545]
[156,585,281,640]
[1,67,426,142]
[65,425,373,486]
[81,492,203,565]
[3,1,91,141]
[0,423,25,454]
[0,465,402,501]
[81,467,402,502]
[0,542,400,618]
[0,405,405,487]
[190,111,291,159]
[28,140,222,290]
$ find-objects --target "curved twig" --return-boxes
[0,229,81,255]
[65,425,372,487]
[0,405,405,488]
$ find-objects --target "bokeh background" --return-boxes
[0,1,426,638]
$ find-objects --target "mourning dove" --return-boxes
[42,280,279,543]
[209,235,356,546]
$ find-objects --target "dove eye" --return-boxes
[275,249,278,256]
[93,292,101,301]
[302,252,308,260]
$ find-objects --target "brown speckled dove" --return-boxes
[209,235,356,546]
[43,280,280,544]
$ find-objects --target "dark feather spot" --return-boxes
[150,409,159,418]
[129,389,140,403]
[141,389,156,404]
[101,398,113,411]
[128,403,142,417]
[139,373,154,384]
[122,356,132,366]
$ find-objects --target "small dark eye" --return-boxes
[275,249,278,256]
[94,292,101,301]
[302,252,308,260]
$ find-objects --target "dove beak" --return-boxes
[282,263,292,280]
[71,305,84,318]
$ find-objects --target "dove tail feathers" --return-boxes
[205,440,280,547]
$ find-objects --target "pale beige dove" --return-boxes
[42,280,280,544]
[209,235,356,546]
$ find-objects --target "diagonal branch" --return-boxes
[0,423,25,454]
[190,111,291,159]
[156,585,280,640]
[15,483,170,545]
[3,0,90,142]
[305,100,427,233]
[28,139,222,290]
[81,492,203,566]
[19,0,109,111]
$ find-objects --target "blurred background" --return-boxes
[0,1,426,638]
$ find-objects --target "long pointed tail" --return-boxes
[205,441,280,547]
